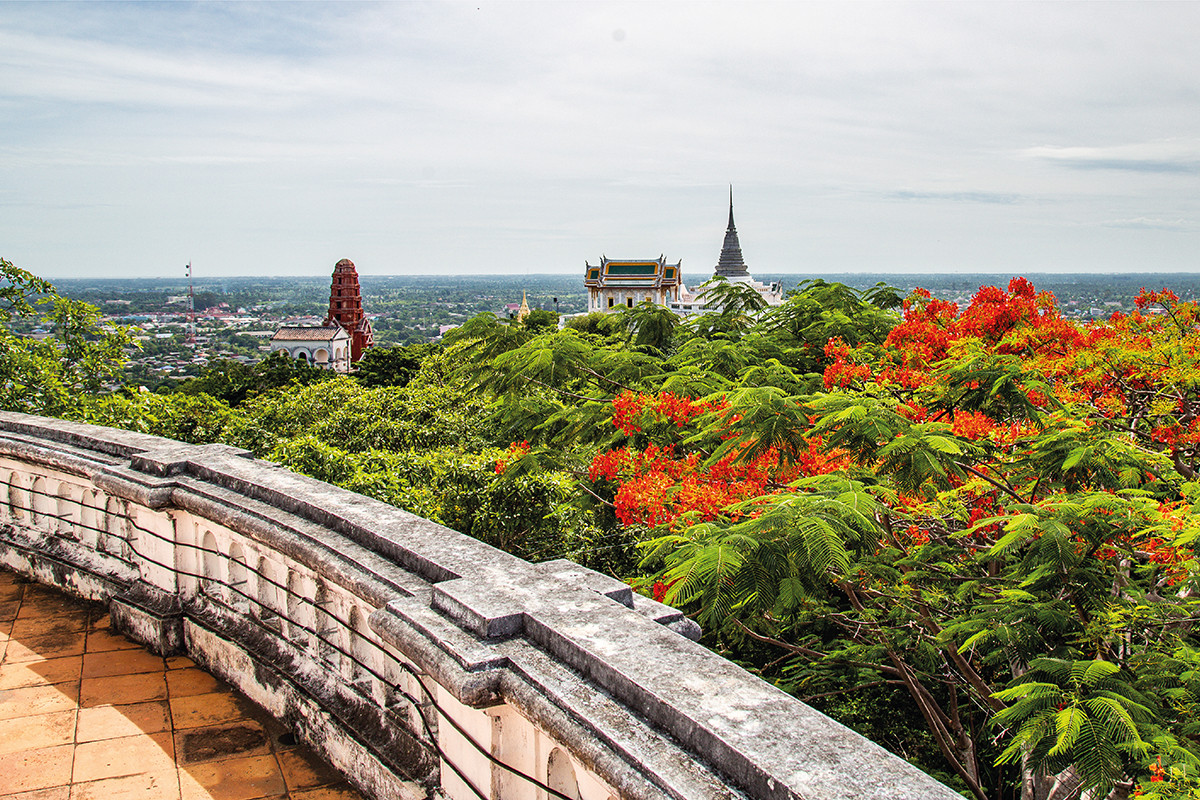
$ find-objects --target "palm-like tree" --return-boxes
[620,300,679,352]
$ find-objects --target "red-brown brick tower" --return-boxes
[324,258,374,363]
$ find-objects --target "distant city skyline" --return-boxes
[2,2,1198,280]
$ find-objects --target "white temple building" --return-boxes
[584,256,683,313]
[269,326,351,372]
[578,191,783,323]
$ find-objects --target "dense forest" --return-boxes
[8,255,1200,800]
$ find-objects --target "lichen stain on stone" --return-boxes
[177,723,268,764]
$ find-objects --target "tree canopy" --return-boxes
[446,277,1200,800]
[0,257,133,415]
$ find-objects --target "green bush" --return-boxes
[80,392,234,445]
[336,447,622,565]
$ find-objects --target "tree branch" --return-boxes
[955,461,1029,505]
[801,679,906,703]
[522,375,609,404]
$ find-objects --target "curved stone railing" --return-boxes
[0,412,959,800]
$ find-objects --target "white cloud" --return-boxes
[1100,218,1195,232]
[1023,141,1200,174]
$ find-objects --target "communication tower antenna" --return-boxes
[185,262,196,347]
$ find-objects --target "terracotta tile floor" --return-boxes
[0,569,368,800]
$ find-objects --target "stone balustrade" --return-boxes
[0,412,959,800]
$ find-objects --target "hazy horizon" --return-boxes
[52,269,1200,286]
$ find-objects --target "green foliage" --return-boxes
[564,311,624,338]
[992,658,1151,795]
[234,363,494,454]
[80,391,234,444]
[770,279,898,351]
[309,446,631,569]
[523,308,559,333]
[618,301,679,352]
[0,258,134,415]
[1134,764,1200,800]
[805,392,913,464]
[171,350,333,406]
[354,342,441,388]
[443,312,533,368]
[700,386,812,466]
[696,276,769,319]
[269,434,356,484]
[643,476,880,626]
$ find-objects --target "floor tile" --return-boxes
[0,656,82,690]
[81,649,165,679]
[10,615,87,643]
[0,682,80,721]
[292,787,362,800]
[0,599,20,623]
[175,722,269,765]
[0,743,74,793]
[83,629,141,654]
[80,671,168,707]
[68,769,181,800]
[0,571,366,800]
[276,749,342,792]
[10,616,86,641]
[4,631,87,664]
[0,786,71,800]
[0,580,23,605]
[178,754,286,800]
[169,691,247,730]
[0,708,77,754]
[76,701,171,742]
[259,718,299,752]
[72,732,176,782]
[13,591,91,621]
[165,668,223,699]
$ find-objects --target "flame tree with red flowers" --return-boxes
[447,279,1200,800]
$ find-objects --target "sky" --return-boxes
[2,1,1199,280]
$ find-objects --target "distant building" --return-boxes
[669,190,783,316]
[269,257,372,371]
[580,190,782,320]
[269,326,351,372]
[584,256,683,313]
[324,258,374,363]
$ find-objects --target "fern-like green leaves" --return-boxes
[642,477,880,628]
[992,658,1151,795]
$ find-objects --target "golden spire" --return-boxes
[518,290,530,323]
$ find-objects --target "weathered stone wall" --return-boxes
[0,412,960,800]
